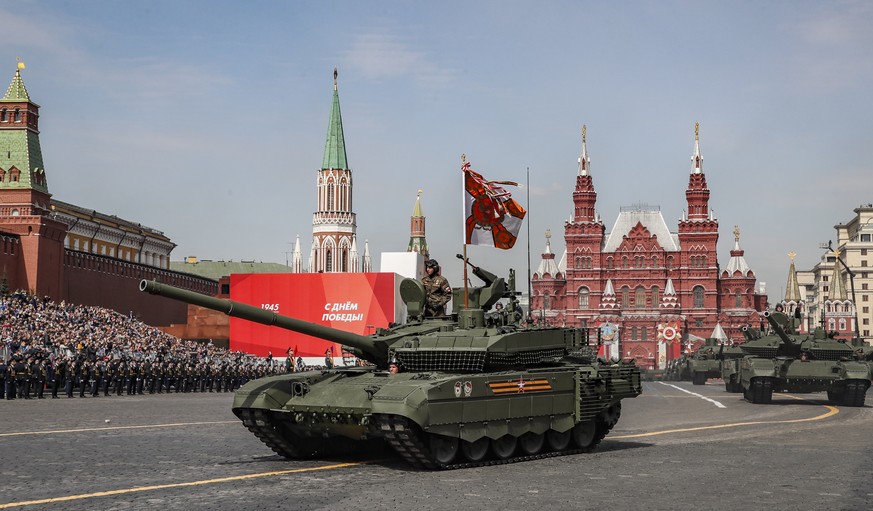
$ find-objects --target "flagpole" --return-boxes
[526,166,532,322]
[463,244,469,308]
[461,154,469,309]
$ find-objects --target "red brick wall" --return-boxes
[0,233,22,290]
[63,250,218,326]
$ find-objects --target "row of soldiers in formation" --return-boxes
[1,355,285,399]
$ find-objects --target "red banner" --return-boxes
[229,273,400,357]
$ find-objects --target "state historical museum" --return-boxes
[531,125,767,369]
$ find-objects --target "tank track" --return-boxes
[236,408,320,459]
[377,414,613,470]
[237,407,620,469]
[840,380,869,407]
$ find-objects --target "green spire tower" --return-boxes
[407,190,429,257]
[0,63,67,298]
[1,66,49,196]
[310,68,358,273]
[322,67,348,170]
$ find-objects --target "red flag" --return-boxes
[462,159,526,249]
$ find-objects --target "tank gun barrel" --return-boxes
[139,280,388,366]
[456,253,498,286]
[763,311,795,345]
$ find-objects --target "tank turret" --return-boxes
[763,310,802,357]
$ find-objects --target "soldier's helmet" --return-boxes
[425,259,439,269]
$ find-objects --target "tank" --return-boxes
[735,311,871,405]
[139,264,642,469]
[717,339,747,393]
[686,338,725,385]
[663,354,690,381]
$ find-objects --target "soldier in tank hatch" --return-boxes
[422,259,452,317]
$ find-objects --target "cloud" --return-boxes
[0,7,82,59]
[343,31,455,86]
[781,2,873,93]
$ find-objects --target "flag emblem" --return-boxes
[462,157,526,249]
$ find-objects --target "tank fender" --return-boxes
[232,375,295,410]
[370,386,428,426]
[840,361,872,380]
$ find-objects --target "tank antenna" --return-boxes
[526,166,532,323]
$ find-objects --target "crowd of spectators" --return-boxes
[1,290,284,400]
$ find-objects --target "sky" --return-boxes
[3,1,872,300]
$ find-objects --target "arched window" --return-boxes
[839,318,847,330]
[667,256,674,269]
[652,256,659,268]
[578,287,590,309]
[622,256,628,269]
[635,286,645,309]
[693,286,705,308]
[341,249,348,272]
[14,108,21,122]
[327,181,335,210]
[641,326,647,341]
[0,109,6,122]
[735,291,742,308]
[621,286,630,309]
[828,318,836,331]
[575,256,581,269]
[606,257,614,269]
[543,292,551,310]
[651,286,659,307]
[325,248,333,272]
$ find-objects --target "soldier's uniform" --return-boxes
[78,361,90,397]
[126,362,138,395]
[64,360,76,398]
[135,361,145,395]
[422,259,452,317]
[4,359,16,399]
[142,360,154,394]
[51,359,64,399]
[16,358,30,399]
[0,359,7,400]
[102,361,113,396]
[35,360,47,399]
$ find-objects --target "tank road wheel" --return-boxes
[460,437,490,462]
[490,435,518,460]
[692,372,706,385]
[518,432,545,455]
[546,429,572,451]
[571,420,597,449]
[428,434,459,465]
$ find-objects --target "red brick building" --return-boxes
[532,124,766,369]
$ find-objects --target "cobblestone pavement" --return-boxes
[1,383,871,511]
